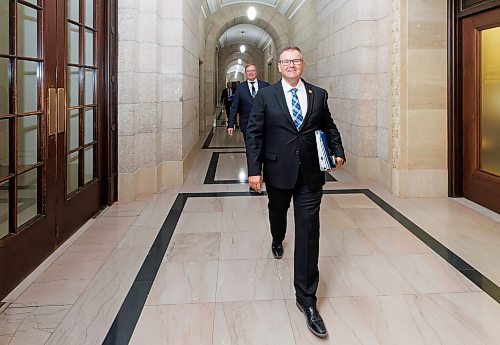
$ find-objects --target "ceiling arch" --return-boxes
[221,51,252,69]
[203,2,291,119]
[227,64,245,74]
[205,3,291,55]
[205,0,306,18]
[218,24,272,49]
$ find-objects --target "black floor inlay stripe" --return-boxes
[204,151,337,185]
[103,189,499,344]
[202,128,215,149]
[204,151,247,184]
[202,128,246,149]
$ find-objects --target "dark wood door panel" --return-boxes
[461,8,500,213]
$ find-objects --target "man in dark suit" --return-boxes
[246,47,345,338]
[220,81,233,116]
[227,64,269,144]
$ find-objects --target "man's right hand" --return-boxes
[248,175,263,193]
[227,128,234,136]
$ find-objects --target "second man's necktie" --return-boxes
[250,82,256,98]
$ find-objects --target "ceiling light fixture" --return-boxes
[238,58,242,64]
[247,6,256,20]
[239,31,246,53]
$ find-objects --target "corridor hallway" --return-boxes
[1,115,499,344]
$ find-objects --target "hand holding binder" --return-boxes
[315,130,336,171]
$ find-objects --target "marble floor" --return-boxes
[1,125,499,345]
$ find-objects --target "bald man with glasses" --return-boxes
[246,47,345,338]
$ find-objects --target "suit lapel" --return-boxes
[273,82,297,130]
[239,82,250,101]
[299,80,314,131]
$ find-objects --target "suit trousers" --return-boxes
[266,169,323,308]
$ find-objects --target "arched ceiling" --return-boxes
[218,24,271,49]
[227,64,245,74]
[204,0,306,19]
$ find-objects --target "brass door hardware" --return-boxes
[57,88,66,133]
[48,88,57,136]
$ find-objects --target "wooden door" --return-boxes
[461,8,500,213]
[0,0,107,300]
[54,0,105,242]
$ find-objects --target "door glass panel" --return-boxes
[68,66,79,106]
[68,109,79,149]
[84,108,93,143]
[0,119,9,176]
[481,27,500,176]
[17,115,38,167]
[68,23,80,64]
[17,60,38,113]
[85,0,93,27]
[17,3,38,58]
[0,0,9,54]
[0,180,8,238]
[0,58,9,114]
[68,0,79,22]
[84,69,94,104]
[84,146,93,183]
[67,151,79,194]
[84,30,93,66]
[17,168,38,228]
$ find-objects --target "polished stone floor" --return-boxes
[1,125,499,345]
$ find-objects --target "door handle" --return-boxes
[48,88,57,136]
[57,88,66,133]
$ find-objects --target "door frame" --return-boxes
[448,0,500,197]
[104,0,118,205]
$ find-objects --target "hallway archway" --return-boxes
[203,4,291,124]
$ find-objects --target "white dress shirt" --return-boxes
[281,79,308,120]
[248,80,258,95]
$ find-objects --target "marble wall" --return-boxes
[311,0,391,186]
[288,0,447,197]
[261,41,279,85]
[117,0,203,200]
[394,0,448,197]
[289,0,318,82]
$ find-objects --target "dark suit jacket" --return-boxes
[246,79,345,191]
[227,80,269,132]
[220,88,232,108]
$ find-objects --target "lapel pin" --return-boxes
[308,90,312,94]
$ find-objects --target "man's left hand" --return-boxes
[330,157,344,172]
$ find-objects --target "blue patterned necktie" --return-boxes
[290,88,304,129]
[250,82,256,98]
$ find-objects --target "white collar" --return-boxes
[281,79,305,94]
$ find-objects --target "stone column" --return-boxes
[117,0,202,201]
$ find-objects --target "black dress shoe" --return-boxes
[271,241,284,259]
[296,301,328,338]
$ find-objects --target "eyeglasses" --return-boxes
[279,59,303,66]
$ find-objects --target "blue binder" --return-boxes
[315,130,336,171]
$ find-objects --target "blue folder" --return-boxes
[315,130,336,171]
